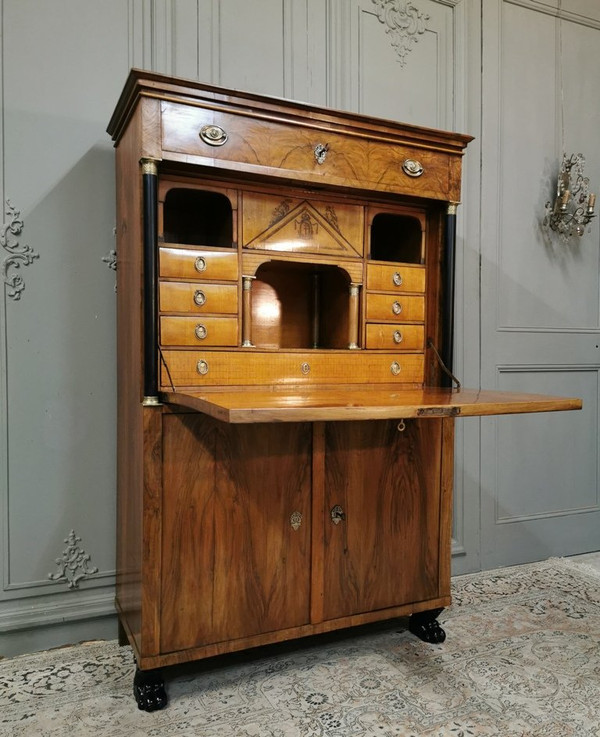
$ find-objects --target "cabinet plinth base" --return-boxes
[133,667,168,712]
[408,607,446,643]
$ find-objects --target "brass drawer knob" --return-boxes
[196,359,209,375]
[402,158,424,177]
[393,330,403,344]
[392,301,402,315]
[194,289,206,307]
[195,324,207,340]
[392,271,403,286]
[390,361,401,375]
[199,124,228,146]
[194,256,207,273]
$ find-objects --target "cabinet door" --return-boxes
[160,414,311,653]
[322,419,443,621]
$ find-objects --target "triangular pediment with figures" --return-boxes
[244,199,362,257]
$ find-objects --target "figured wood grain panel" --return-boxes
[160,414,311,652]
[322,419,442,620]
[160,102,457,200]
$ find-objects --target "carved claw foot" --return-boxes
[408,607,446,644]
[133,667,168,712]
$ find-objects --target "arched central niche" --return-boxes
[251,261,351,350]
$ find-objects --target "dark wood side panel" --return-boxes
[160,414,312,653]
[322,419,442,621]
[115,108,144,658]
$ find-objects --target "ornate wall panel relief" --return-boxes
[48,530,99,589]
[371,0,430,66]
[1,201,39,301]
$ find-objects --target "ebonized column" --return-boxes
[441,202,458,388]
[141,158,159,404]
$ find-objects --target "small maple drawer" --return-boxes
[365,294,425,323]
[160,316,238,346]
[159,282,238,314]
[365,324,424,351]
[159,247,238,281]
[159,350,424,388]
[366,263,425,293]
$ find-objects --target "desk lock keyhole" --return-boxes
[330,505,346,525]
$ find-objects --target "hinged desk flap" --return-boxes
[159,386,582,423]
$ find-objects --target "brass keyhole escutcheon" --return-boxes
[196,360,209,375]
[390,361,401,376]
[195,324,207,340]
[290,511,302,531]
[194,256,207,273]
[393,330,403,344]
[392,272,403,287]
[330,505,346,525]
[301,362,311,375]
[194,289,206,307]
[392,301,402,315]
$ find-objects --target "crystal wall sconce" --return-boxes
[544,153,596,240]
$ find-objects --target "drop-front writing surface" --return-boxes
[107,71,581,696]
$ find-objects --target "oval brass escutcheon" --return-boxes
[390,361,402,376]
[301,362,311,374]
[195,324,207,340]
[196,360,209,375]
[194,289,206,307]
[194,256,207,273]
[199,124,228,146]
[393,330,403,344]
[402,158,424,177]
[392,301,402,315]
[290,511,302,531]
[392,271,403,286]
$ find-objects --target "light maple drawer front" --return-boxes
[160,351,424,388]
[365,294,425,322]
[160,102,454,200]
[365,324,424,351]
[159,282,238,314]
[366,263,425,293]
[160,316,238,346]
[159,248,238,281]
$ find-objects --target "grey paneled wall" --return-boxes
[480,0,600,567]
[8,0,593,657]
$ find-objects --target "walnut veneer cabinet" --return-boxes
[107,70,581,711]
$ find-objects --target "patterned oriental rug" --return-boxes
[2,558,600,737]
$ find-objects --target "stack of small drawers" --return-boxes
[364,262,425,354]
[159,246,239,349]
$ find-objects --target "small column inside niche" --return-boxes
[348,283,361,349]
[311,271,321,349]
[242,275,255,347]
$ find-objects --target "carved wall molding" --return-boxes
[371,0,429,66]
[1,200,39,301]
[47,530,99,589]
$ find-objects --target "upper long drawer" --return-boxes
[161,102,455,200]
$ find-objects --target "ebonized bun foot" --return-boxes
[409,607,446,644]
[133,667,168,712]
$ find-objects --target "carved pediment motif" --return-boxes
[243,194,363,257]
